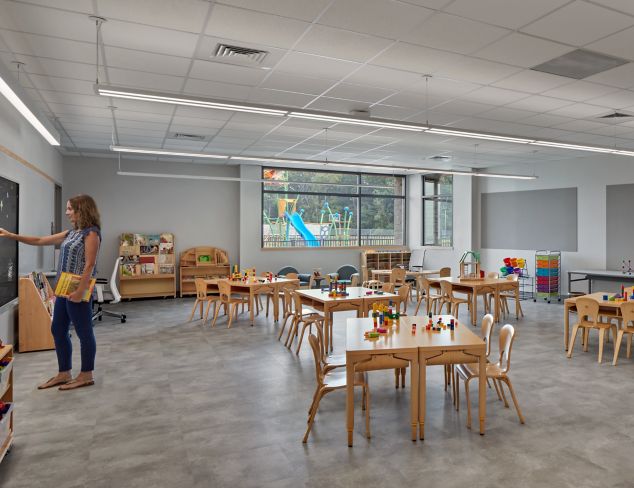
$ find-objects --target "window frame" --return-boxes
[421,174,453,247]
[261,166,407,249]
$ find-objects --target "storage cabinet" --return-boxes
[534,250,561,303]
[179,247,230,297]
[361,250,411,280]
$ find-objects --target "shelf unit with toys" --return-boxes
[179,247,230,297]
[0,344,14,465]
[534,250,561,303]
[119,233,176,299]
[361,250,411,278]
[18,272,55,352]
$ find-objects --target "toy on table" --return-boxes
[371,302,400,328]
[459,251,481,279]
[411,322,416,334]
[328,280,349,297]
[622,259,633,276]
[501,257,526,277]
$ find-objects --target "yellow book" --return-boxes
[54,272,96,302]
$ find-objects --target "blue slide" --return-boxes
[285,211,320,247]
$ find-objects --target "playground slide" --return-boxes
[285,212,320,247]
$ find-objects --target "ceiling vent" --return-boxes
[169,132,207,141]
[428,155,451,161]
[598,111,634,119]
[212,43,268,64]
[531,49,629,80]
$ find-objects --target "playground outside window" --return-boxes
[262,168,405,248]
[422,174,453,247]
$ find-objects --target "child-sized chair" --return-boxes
[613,302,634,365]
[211,280,249,328]
[567,297,618,363]
[188,278,220,325]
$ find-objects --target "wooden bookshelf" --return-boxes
[119,233,176,299]
[0,345,13,466]
[361,249,411,277]
[179,246,230,297]
[18,274,55,352]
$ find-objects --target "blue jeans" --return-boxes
[51,297,96,372]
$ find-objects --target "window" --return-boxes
[422,174,452,247]
[262,168,405,248]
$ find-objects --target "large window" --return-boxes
[422,174,452,247]
[262,168,405,248]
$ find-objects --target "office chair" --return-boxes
[93,257,127,323]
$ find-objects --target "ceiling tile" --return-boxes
[259,71,337,95]
[547,102,610,118]
[105,46,191,77]
[28,74,94,94]
[458,86,529,106]
[14,0,94,13]
[103,20,199,57]
[403,13,509,55]
[20,55,95,81]
[541,80,621,102]
[372,42,466,74]
[248,88,315,107]
[505,95,574,112]
[183,78,252,100]
[589,0,634,16]
[1,31,95,63]
[205,5,309,49]
[318,0,433,39]
[584,62,634,89]
[107,67,183,92]
[38,90,105,107]
[432,99,497,116]
[586,26,634,62]
[474,32,572,68]
[98,0,210,32]
[217,0,333,22]
[345,65,425,91]
[108,98,176,115]
[552,119,608,132]
[521,1,634,46]
[519,113,577,127]
[274,52,361,79]
[586,90,634,110]
[189,59,268,86]
[491,69,570,93]
[294,24,392,62]
[477,106,538,122]
[303,96,369,114]
[435,57,522,85]
[323,82,396,104]
[443,0,569,29]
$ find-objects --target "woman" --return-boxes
[0,194,101,390]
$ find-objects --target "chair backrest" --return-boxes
[361,265,368,282]
[619,302,634,330]
[292,291,304,316]
[278,266,299,276]
[390,267,406,284]
[439,267,451,278]
[398,283,411,302]
[217,280,232,301]
[576,297,600,324]
[382,282,395,293]
[350,274,360,287]
[481,314,495,357]
[109,257,122,304]
[308,334,324,385]
[439,279,454,298]
[497,324,516,374]
[506,274,519,282]
[194,278,208,299]
[336,265,359,281]
[363,280,381,290]
[418,276,431,294]
[285,272,299,280]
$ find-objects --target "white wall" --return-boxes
[62,157,240,284]
[0,93,63,344]
[475,155,634,294]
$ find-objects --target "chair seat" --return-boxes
[456,361,503,378]
[324,354,346,368]
[323,370,366,389]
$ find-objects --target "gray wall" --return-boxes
[606,183,634,271]
[0,92,63,344]
[62,157,240,284]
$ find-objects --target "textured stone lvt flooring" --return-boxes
[0,296,632,487]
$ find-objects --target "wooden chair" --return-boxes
[188,278,220,324]
[381,282,395,293]
[439,267,451,277]
[567,297,618,363]
[350,274,360,287]
[362,280,382,290]
[277,282,300,341]
[255,274,275,318]
[303,334,370,443]
[455,323,524,428]
[285,292,325,355]
[491,274,524,318]
[453,314,495,409]
[397,283,411,314]
[438,280,470,318]
[414,276,441,315]
[390,267,407,286]
[211,280,249,328]
[613,302,634,365]
[313,320,345,373]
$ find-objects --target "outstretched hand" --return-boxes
[0,228,13,239]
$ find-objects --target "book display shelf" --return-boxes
[0,345,13,465]
[179,247,230,297]
[361,249,411,278]
[18,272,55,352]
[119,233,176,299]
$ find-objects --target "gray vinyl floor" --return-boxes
[0,295,632,488]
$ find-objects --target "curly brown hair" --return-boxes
[68,194,101,230]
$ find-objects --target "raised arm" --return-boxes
[0,228,68,246]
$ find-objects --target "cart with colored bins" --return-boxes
[534,250,561,303]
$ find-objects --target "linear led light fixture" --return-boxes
[530,140,615,153]
[288,111,426,132]
[0,72,60,145]
[427,127,534,144]
[95,85,288,116]
[110,145,228,159]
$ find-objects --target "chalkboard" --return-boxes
[0,176,18,307]
[481,187,577,251]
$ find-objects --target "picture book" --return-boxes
[159,242,174,254]
[122,255,139,265]
[141,263,155,274]
[120,233,135,246]
[121,264,140,277]
[134,234,147,246]
[147,234,160,246]
[158,254,175,264]
[54,272,95,302]
[160,233,173,244]
[159,265,175,274]
[140,245,158,255]
[119,244,140,257]
[139,255,156,264]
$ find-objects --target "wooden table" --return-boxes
[562,290,632,351]
[568,269,634,294]
[428,277,519,326]
[345,315,486,446]
[297,287,400,352]
[205,277,299,325]
[371,269,440,282]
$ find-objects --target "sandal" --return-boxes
[38,376,71,390]
[59,379,95,391]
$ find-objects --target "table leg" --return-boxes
[346,356,355,447]
[471,288,478,326]
[410,355,419,441]
[419,357,427,440]
[329,312,334,352]
[249,289,255,325]
[479,350,486,435]
[564,303,570,351]
[273,286,280,322]
[494,287,501,323]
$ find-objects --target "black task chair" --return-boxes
[93,257,126,323]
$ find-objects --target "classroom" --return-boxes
[0,1,633,486]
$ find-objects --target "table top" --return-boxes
[204,277,299,286]
[427,277,515,288]
[346,315,485,353]
[568,269,634,279]
[297,286,399,303]
[564,290,634,307]
[371,269,440,276]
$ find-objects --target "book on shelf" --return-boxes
[159,265,175,274]
[121,264,140,277]
[141,263,155,274]
[54,272,95,302]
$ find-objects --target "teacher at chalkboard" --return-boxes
[0,194,101,390]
